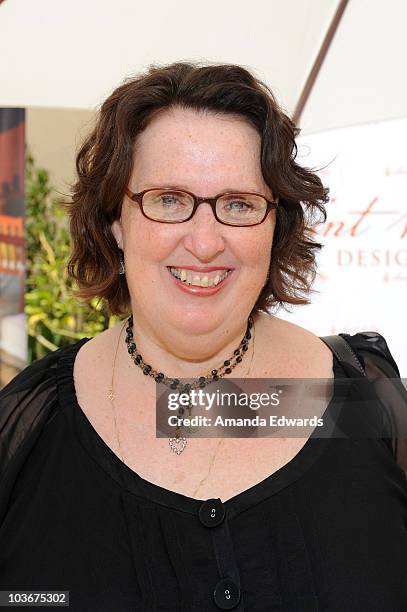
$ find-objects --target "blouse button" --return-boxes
[198,498,226,527]
[213,578,241,609]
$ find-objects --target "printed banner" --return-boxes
[282,118,407,375]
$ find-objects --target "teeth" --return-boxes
[169,267,230,287]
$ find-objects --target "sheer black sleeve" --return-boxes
[0,348,63,525]
[340,331,407,479]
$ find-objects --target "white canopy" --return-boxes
[1,0,406,133]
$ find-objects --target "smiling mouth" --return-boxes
[167,266,233,288]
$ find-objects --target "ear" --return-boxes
[111,218,123,249]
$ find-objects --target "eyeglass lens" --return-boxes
[141,189,267,225]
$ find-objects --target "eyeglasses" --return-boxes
[125,187,278,227]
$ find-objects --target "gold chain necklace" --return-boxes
[107,318,256,461]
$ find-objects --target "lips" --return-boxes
[166,266,233,295]
[169,266,231,286]
[167,266,232,272]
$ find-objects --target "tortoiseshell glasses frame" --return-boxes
[124,187,278,227]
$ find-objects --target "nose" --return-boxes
[182,201,226,261]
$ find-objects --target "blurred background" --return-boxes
[0,0,406,386]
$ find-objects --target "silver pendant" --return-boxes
[169,436,188,455]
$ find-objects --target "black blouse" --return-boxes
[0,331,406,611]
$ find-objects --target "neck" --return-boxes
[123,310,258,380]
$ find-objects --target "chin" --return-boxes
[169,308,227,336]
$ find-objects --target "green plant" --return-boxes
[25,152,120,362]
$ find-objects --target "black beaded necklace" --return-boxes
[124,314,254,454]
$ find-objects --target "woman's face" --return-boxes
[111,106,276,337]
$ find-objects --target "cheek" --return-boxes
[236,226,273,271]
[126,219,179,266]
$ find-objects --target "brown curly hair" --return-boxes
[65,61,328,317]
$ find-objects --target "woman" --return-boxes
[1,61,406,611]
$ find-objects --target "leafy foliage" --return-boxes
[25,152,120,362]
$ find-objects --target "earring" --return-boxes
[117,243,125,275]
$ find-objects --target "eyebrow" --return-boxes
[141,184,260,194]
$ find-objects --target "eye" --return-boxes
[223,198,254,212]
[231,201,252,210]
[160,194,181,207]
[156,191,191,208]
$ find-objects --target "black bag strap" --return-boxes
[319,333,405,463]
[319,334,366,375]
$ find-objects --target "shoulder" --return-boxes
[339,330,401,377]
[256,315,401,379]
[0,341,83,521]
[72,322,127,403]
[0,339,88,483]
[254,313,335,378]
